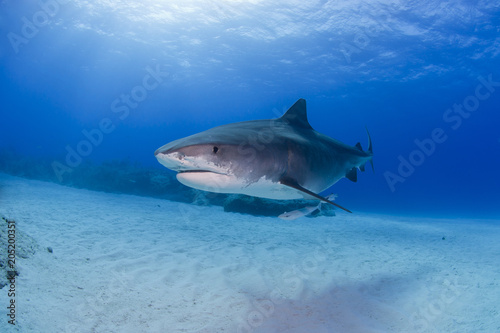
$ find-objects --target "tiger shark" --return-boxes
[154,99,373,213]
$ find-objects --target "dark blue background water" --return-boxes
[1,1,499,218]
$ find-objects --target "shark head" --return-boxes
[154,122,289,195]
[155,138,230,175]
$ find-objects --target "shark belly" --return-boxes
[176,172,304,200]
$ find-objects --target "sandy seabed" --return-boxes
[0,173,499,332]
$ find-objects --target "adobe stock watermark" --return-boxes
[339,2,399,64]
[237,235,339,333]
[7,0,72,54]
[51,64,168,181]
[71,269,132,331]
[408,275,462,331]
[385,74,500,192]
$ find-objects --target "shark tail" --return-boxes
[366,127,374,172]
[354,128,374,173]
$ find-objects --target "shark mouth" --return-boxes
[177,170,227,175]
[155,152,228,175]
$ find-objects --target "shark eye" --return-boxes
[212,146,219,154]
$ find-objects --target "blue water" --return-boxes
[1,1,499,218]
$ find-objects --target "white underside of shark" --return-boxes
[156,152,305,200]
[177,171,304,200]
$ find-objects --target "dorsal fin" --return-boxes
[355,142,363,151]
[279,98,313,129]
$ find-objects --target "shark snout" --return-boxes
[154,142,183,157]
[155,150,187,170]
[154,144,228,175]
[154,146,170,156]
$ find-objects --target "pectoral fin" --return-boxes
[279,176,352,213]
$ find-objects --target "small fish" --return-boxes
[279,205,321,220]
[279,194,337,220]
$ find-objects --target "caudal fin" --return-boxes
[366,127,374,172]
[355,128,374,173]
